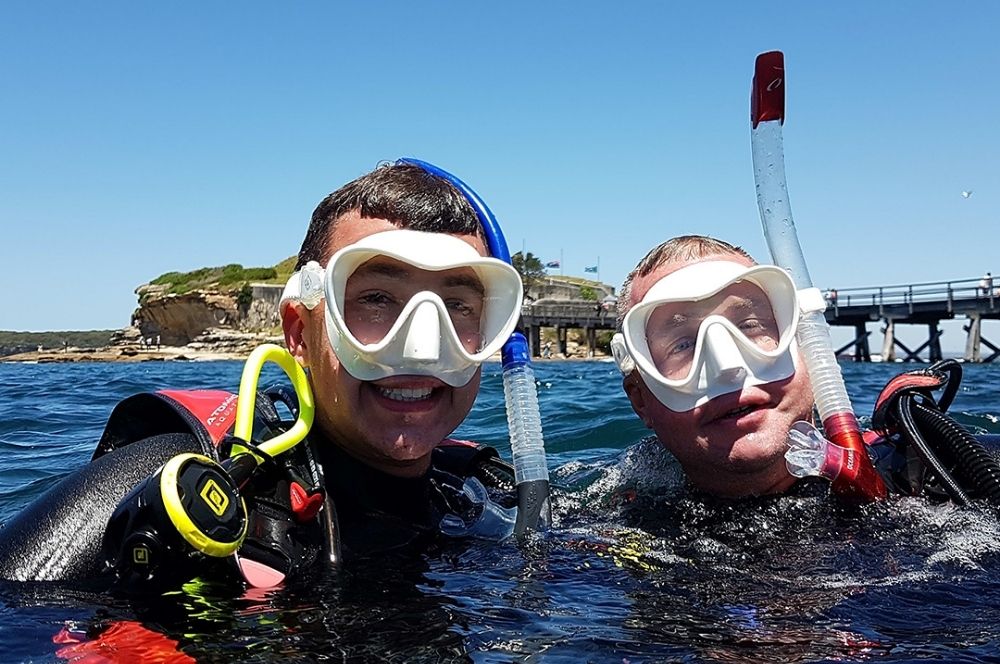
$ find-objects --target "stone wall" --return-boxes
[530,277,615,302]
[246,284,284,330]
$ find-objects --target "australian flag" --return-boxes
[584,265,598,273]
[545,260,560,268]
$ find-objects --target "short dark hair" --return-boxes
[295,163,483,269]
[617,235,755,330]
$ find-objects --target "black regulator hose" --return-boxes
[910,400,1000,506]
[932,359,962,412]
[896,394,971,505]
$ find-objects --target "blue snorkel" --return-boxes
[398,158,550,535]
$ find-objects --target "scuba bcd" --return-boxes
[100,344,326,590]
[871,359,1000,505]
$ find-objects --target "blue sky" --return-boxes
[2,2,997,352]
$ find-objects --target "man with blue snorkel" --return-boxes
[279,161,526,559]
[0,161,532,592]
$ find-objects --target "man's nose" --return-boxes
[703,323,748,384]
[402,300,441,362]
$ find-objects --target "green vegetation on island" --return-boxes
[0,330,116,357]
[512,251,546,298]
[149,257,298,295]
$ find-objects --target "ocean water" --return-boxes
[2,359,1000,662]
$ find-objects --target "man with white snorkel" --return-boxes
[612,232,1000,506]
[612,235,814,497]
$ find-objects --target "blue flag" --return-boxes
[584,265,598,273]
[545,260,560,268]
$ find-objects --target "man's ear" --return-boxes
[281,304,309,368]
[622,373,653,429]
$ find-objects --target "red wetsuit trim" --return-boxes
[437,438,480,448]
[157,389,239,446]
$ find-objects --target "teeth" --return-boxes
[378,386,434,402]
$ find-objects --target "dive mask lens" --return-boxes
[644,281,785,381]
[339,257,487,353]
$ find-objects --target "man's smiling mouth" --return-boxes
[377,386,435,402]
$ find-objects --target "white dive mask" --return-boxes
[611,260,799,412]
[280,229,523,387]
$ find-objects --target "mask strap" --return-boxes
[281,261,324,311]
[797,287,826,314]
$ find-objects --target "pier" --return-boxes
[825,277,999,362]
[520,301,617,358]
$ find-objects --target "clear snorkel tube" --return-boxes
[750,52,887,502]
[397,158,550,535]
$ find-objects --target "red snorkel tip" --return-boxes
[823,413,889,502]
[751,51,785,128]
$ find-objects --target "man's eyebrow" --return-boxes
[443,274,485,296]
[728,295,761,310]
[354,261,410,280]
[660,294,760,326]
[352,260,485,296]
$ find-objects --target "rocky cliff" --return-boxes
[132,284,245,346]
[124,283,284,356]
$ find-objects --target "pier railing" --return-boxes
[831,277,996,315]
[825,275,999,363]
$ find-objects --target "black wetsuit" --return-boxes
[320,433,518,563]
[320,442,470,560]
[0,421,514,587]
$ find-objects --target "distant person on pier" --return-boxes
[981,272,993,296]
[611,235,814,497]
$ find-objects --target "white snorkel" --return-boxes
[750,51,886,502]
